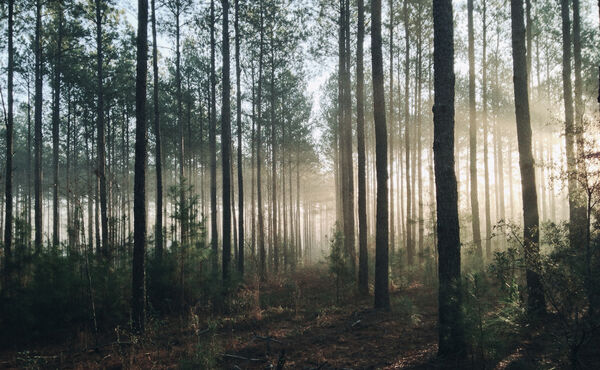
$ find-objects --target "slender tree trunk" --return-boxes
[357,0,368,295]
[403,0,413,266]
[511,0,546,314]
[151,0,163,258]
[468,0,482,263]
[416,6,424,264]
[52,4,63,247]
[257,0,266,280]
[338,0,356,276]
[132,0,149,333]
[27,80,32,250]
[270,43,278,273]
[235,0,244,275]
[572,0,587,242]
[560,0,583,251]
[34,0,43,253]
[96,0,109,259]
[251,67,256,258]
[173,2,186,251]
[210,0,219,273]
[482,0,492,260]
[372,0,389,311]
[4,0,15,262]
[222,0,232,283]
[433,0,465,358]
[388,0,395,256]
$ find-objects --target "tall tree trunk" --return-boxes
[511,0,546,314]
[174,2,185,249]
[468,0,482,263]
[357,0,368,295]
[338,0,356,276]
[151,0,163,258]
[371,0,389,311]
[270,44,278,273]
[433,0,465,358]
[210,0,219,273]
[251,67,256,258]
[132,0,149,333]
[222,0,232,283]
[388,0,395,256]
[96,0,109,259]
[235,0,244,275]
[403,0,413,266]
[572,0,587,244]
[27,80,32,250]
[34,0,43,253]
[4,0,15,262]
[257,0,266,280]
[416,5,424,264]
[344,0,355,274]
[482,0,492,260]
[52,3,63,247]
[560,0,584,252]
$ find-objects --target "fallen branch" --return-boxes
[253,333,283,344]
[222,353,265,362]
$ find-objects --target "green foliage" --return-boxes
[0,247,129,346]
[537,222,600,367]
[391,295,422,326]
[462,271,526,368]
[327,226,353,302]
[179,319,221,370]
[150,181,210,314]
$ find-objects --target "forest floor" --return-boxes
[0,265,598,369]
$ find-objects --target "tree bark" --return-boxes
[482,0,492,260]
[151,0,163,258]
[511,0,546,314]
[132,0,149,333]
[4,0,15,261]
[388,0,395,257]
[403,0,413,266]
[371,0,389,311]
[96,0,109,259]
[257,0,266,280]
[270,43,278,273]
[468,0,482,263]
[357,0,368,295]
[560,0,584,252]
[222,0,232,283]
[432,0,465,358]
[52,2,64,247]
[34,0,43,253]
[210,0,219,273]
[235,0,244,275]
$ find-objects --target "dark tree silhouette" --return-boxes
[371,0,389,311]
[4,0,15,261]
[511,0,545,314]
[432,0,465,358]
[132,0,149,333]
[151,0,164,257]
[222,0,232,283]
[356,0,368,295]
